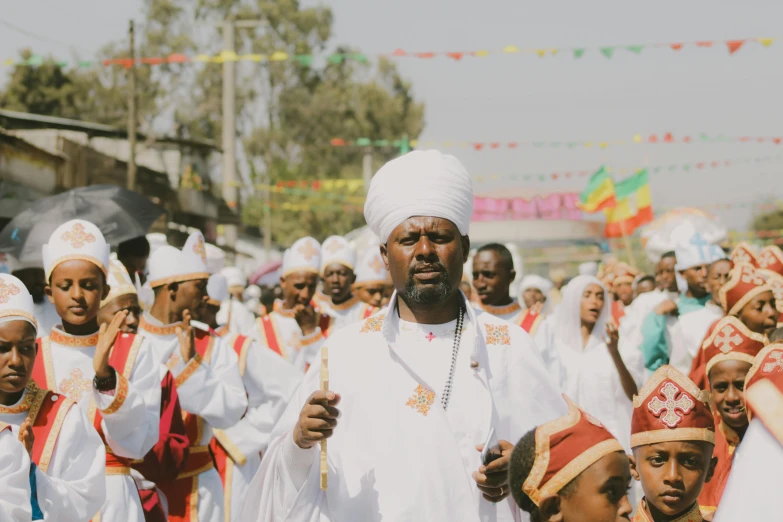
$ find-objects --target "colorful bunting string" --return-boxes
[331,134,783,151]
[2,36,777,70]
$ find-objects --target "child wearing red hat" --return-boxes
[630,366,717,521]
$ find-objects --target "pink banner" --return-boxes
[473,193,582,221]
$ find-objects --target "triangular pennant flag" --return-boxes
[270,51,288,61]
[446,52,464,61]
[536,49,547,58]
[503,45,519,53]
[415,52,435,59]
[626,45,644,54]
[350,53,368,63]
[670,43,684,51]
[727,40,745,54]
[473,50,490,57]
[649,135,658,143]
[599,142,609,149]
[294,55,314,66]
[600,47,615,59]
[573,48,586,59]
[760,38,775,47]
[330,138,346,146]
[508,142,518,149]
[391,49,407,56]
[696,41,713,47]
[473,143,484,150]
[490,142,500,149]
[633,134,642,143]
[356,138,371,146]
[774,138,782,144]
[663,132,674,143]
[683,136,692,143]
[327,54,345,64]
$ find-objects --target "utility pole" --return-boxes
[127,20,137,191]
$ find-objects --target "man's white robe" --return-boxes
[668,301,724,375]
[240,293,566,522]
[218,298,257,336]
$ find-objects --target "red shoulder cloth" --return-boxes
[27,384,76,473]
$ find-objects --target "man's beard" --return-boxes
[403,264,454,304]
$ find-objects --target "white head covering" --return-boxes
[364,150,473,243]
[101,258,137,308]
[221,266,246,291]
[207,273,229,306]
[244,285,261,300]
[146,233,168,254]
[520,275,554,294]
[43,219,110,280]
[147,231,210,288]
[554,275,610,352]
[320,236,356,273]
[578,262,599,276]
[355,248,388,286]
[282,237,321,277]
[206,243,225,274]
[0,273,37,331]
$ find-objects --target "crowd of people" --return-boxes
[0,149,781,521]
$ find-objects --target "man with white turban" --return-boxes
[240,150,566,522]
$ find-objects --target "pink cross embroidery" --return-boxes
[763,351,783,373]
[648,382,695,428]
[716,325,743,354]
[425,332,436,342]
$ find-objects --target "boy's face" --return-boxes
[709,360,751,431]
[97,294,141,334]
[551,451,633,522]
[0,320,37,401]
[631,441,716,517]
[46,260,109,326]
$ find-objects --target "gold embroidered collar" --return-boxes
[50,327,99,347]
[138,317,181,337]
[477,299,522,316]
[635,499,703,522]
[273,300,296,318]
[0,383,40,414]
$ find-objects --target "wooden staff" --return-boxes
[320,346,329,490]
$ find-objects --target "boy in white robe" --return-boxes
[203,273,303,522]
[251,237,332,371]
[36,220,160,522]
[0,273,106,521]
[139,231,248,522]
[240,149,567,522]
[0,423,32,522]
[319,236,377,331]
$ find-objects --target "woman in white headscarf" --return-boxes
[535,275,644,451]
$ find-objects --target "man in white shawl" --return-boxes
[240,150,566,522]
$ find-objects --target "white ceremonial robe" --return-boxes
[38,328,160,522]
[535,319,645,453]
[218,298,257,336]
[617,290,675,370]
[0,387,106,522]
[714,419,783,521]
[240,293,567,522]
[669,301,724,375]
[0,425,32,522]
[251,308,328,371]
[217,336,302,522]
[321,295,377,333]
[139,313,248,522]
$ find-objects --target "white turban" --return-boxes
[520,274,553,294]
[364,150,473,243]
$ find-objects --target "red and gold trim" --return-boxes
[49,327,100,348]
[477,300,522,317]
[519,309,544,337]
[33,338,57,390]
[632,499,703,522]
[138,317,182,336]
[174,353,205,388]
[148,272,210,289]
[301,329,325,347]
[99,373,129,415]
[212,428,247,466]
[0,384,38,414]
[257,315,288,360]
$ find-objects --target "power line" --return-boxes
[0,17,80,49]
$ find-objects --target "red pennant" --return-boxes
[565,172,572,178]
[275,182,283,188]
[663,132,674,143]
[507,142,518,148]
[683,136,692,143]
[141,57,164,65]
[757,137,766,143]
[330,138,346,146]
[552,174,559,180]
[312,181,321,190]
[711,161,719,168]
[696,41,713,47]
[697,163,705,169]
[446,52,464,61]
[490,142,500,149]
[107,58,134,68]
[167,53,188,63]
[473,143,484,150]
[724,160,732,166]
[670,43,684,51]
[287,181,297,188]
[739,136,751,142]
[649,135,658,143]
[416,52,435,59]
[391,48,407,57]
[774,138,782,144]
[727,40,745,54]
[579,170,589,176]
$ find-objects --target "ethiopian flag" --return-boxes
[604,169,654,237]
[578,166,617,212]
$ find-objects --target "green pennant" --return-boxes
[567,142,578,148]
[327,54,345,64]
[533,142,544,147]
[626,45,644,54]
[356,137,371,146]
[683,164,691,171]
[573,48,586,59]
[294,55,314,66]
[25,55,43,66]
[538,175,545,182]
[55,60,69,68]
[600,47,615,59]
[374,139,389,147]
[349,53,368,63]
[699,133,710,141]
[78,60,93,68]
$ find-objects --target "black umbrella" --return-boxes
[0,185,165,264]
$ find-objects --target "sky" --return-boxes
[2,0,783,231]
